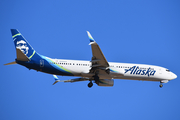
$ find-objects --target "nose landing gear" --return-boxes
[88,81,93,88]
[159,84,163,88]
[159,82,163,88]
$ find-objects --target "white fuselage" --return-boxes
[50,59,177,82]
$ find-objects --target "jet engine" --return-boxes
[96,79,114,87]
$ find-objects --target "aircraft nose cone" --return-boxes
[172,73,177,79]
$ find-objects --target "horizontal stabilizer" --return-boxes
[4,61,17,65]
[52,80,61,85]
[16,48,30,61]
[52,75,89,85]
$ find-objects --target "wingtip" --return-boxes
[52,75,60,85]
[86,31,95,42]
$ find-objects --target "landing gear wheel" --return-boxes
[159,84,163,88]
[88,81,93,88]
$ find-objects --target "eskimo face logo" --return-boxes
[16,40,29,55]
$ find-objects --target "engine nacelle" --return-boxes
[96,79,114,87]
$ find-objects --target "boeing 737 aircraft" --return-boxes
[5,29,177,88]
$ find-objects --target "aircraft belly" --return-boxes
[115,75,162,82]
[80,72,123,79]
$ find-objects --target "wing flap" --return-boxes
[91,43,109,67]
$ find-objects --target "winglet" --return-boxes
[87,31,95,43]
[52,75,60,85]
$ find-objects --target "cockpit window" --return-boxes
[166,69,170,72]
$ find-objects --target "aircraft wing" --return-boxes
[52,75,89,85]
[87,31,109,74]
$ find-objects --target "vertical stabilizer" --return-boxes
[11,29,39,61]
[11,29,35,59]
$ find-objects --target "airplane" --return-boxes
[5,29,177,88]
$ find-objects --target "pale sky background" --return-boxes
[1,0,180,120]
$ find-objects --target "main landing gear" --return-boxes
[88,81,93,88]
[87,74,99,88]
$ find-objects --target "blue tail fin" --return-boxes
[11,29,37,60]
